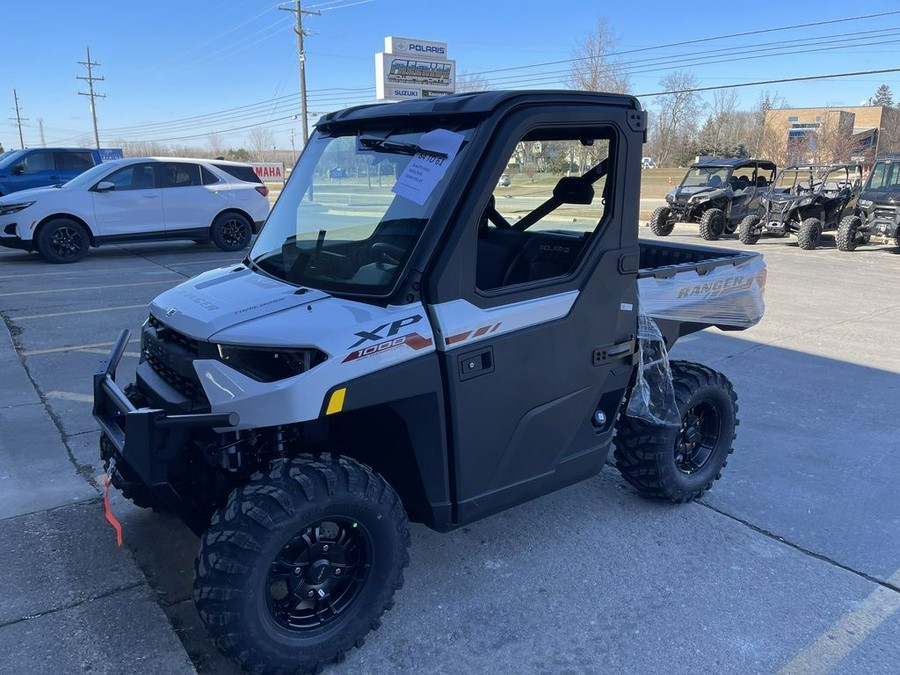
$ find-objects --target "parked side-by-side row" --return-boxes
[648,155,900,252]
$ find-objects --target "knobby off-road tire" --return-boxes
[836,215,863,252]
[738,215,762,245]
[211,211,253,252]
[194,454,410,675]
[797,217,823,250]
[698,208,726,241]
[614,361,738,503]
[37,218,89,263]
[649,206,674,236]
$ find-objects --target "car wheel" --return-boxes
[798,217,823,250]
[698,208,726,241]
[37,218,89,263]
[649,206,674,236]
[211,212,252,252]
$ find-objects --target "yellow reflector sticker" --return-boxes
[326,388,346,415]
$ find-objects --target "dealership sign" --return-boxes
[376,36,455,101]
[251,162,285,182]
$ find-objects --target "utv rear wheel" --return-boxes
[210,211,252,251]
[649,206,674,236]
[798,217,823,250]
[698,208,726,241]
[738,215,762,245]
[614,361,738,503]
[836,215,863,252]
[37,218,89,263]
[194,454,410,675]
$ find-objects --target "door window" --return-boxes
[105,163,158,190]
[55,152,94,171]
[161,162,202,188]
[19,151,54,174]
[200,166,221,185]
[476,128,613,292]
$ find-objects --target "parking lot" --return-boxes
[1,227,899,674]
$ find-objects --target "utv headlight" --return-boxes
[0,201,35,216]
[858,198,873,209]
[215,344,327,382]
[666,193,675,204]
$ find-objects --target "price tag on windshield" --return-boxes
[392,129,465,205]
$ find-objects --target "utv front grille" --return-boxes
[873,207,899,221]
[143,315,206,404]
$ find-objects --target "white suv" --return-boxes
[0,157,271,263]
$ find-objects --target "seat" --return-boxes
[501,233,585,286]
[708,175,723,188]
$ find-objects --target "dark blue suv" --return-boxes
[0,148,113,196]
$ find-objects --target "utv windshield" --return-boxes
[680,166,731,188]
[864,160,900,193]
[250,124,473,296]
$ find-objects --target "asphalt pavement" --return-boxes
[0,228,898,675]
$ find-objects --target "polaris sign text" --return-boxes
[376,36,455,101]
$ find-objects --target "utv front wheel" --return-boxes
[836,215,863,252]
[738,215,762,245]
[614,361,738,503]
[194,454,410,674]
[649,206,674,236]
[798,217,823,250]
[698,208,726,240]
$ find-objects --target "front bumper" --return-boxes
[0,227,34,251]
[93,329,238,512]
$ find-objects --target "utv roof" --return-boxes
[782,164,861,170]
[692,158,777,170]
[315,90,643,127]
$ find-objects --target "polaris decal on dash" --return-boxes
[342,332,433,362]
[676,276,755,299]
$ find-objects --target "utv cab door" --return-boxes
[425,106,643,525]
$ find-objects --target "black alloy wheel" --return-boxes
[38,218,89,263]
[267,517,372,632]
[211,211,252,251]
[674,400,720,474]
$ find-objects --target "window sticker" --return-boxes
[392,129,465,205]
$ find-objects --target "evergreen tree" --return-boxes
[873,84,894,108]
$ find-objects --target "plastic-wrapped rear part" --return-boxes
[625,314,679,427]
[638,254,766,329]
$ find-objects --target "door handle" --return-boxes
[458,347,494,382]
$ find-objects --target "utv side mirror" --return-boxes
[95,181,116,192]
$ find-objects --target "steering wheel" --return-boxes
[372,242,406,265]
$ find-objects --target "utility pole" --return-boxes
[279,1,319,148]
[38,119,46,147]
[77,47,105,149]
[12,89,27,148]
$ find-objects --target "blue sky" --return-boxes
[4,0,900,152]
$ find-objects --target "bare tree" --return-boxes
[649,71,701,167]
[569,19,629,94]
[749,91,789,163]
[248,127,276,161]
[455,70,489,93]
[207,133,225,158]
[813,108,858,164]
